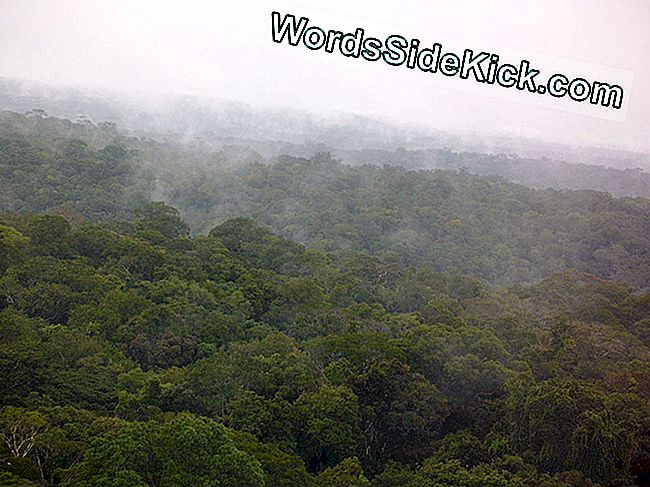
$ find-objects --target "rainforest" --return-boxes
[0,106,650,487]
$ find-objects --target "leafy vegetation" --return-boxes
[156,152,650,288]
[1,111,650,485]
[0,203,649,485]
[2,112,650,289]
[340,147,650,199]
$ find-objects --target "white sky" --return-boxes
[0,0,649,151]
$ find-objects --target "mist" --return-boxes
[0,0,649,153]
[3,5,650,485]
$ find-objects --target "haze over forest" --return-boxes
[1,0,649,152]
[2,1,650,486]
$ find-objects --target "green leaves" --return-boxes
[64,413,265,487]
[295,385,363,472]
[136,202,190,240]
[1,169,650,486]
[501,378,644,483]
[316,457,370,487]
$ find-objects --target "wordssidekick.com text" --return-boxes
[271,11,625,110]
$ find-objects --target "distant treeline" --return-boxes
[338,147,650,198]
[1,111,650,290]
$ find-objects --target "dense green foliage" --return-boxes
[0,112,150,221]
[0,114,650,289]
[160,153,650,288]
[340,147,650,199]
[1,205,650,485]
[2,111,650,485]
[2,112,650,289]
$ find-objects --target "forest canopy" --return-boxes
[2,111,650,289]
[1,111,650,486]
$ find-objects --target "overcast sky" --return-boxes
[0,0,649,151]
